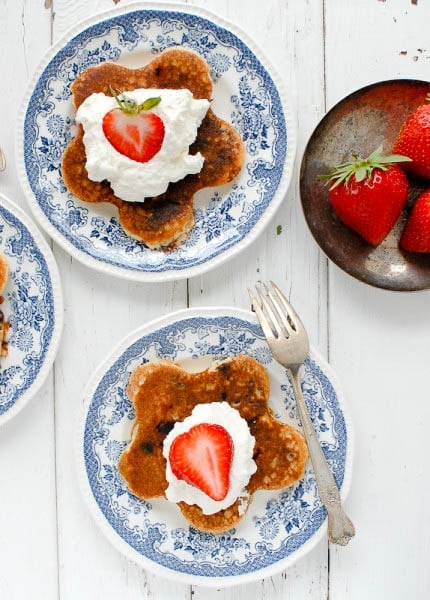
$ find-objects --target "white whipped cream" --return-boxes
[75,88,210,202]
[163,402,257,515]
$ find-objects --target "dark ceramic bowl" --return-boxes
[300,79,430,291]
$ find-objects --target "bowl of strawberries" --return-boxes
[300,79,430,291]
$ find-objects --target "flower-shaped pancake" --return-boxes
[118,354,309,533]
[62,48,244,249]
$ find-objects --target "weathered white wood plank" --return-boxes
[51,1,190,598]
[189,1,330,599]
[0,0,52,214]
[48,0,330,596]
[0,2,58,600]
[325,1,430,599]
[188,0,329,346]
[54,250,189,600]
[11,1,429,599]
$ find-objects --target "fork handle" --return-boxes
[290,368,355,546]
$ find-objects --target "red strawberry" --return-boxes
[320,146,411,245]
[392,95,430,179]
[400,189,430,252]
[102,90,165,163]
[169,423,233,501]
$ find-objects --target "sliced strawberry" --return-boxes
[400,189,430,252]
[168,423,233,501]
[102,91,165,163]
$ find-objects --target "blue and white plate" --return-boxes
[0,193,63,427]
[17,2,295,282]
[77,307,352,587]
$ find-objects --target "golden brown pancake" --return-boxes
[62,48,244,249]
[0,251,8,293]
[0,251,9,358]
[118,355,308,533]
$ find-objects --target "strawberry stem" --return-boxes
[108,86,161,115]
[319,145,412,190]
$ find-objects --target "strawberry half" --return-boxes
[400,189,430,252]
[168,423,233,501]
[392,95,430,179]
[102,90,165,163]
[320,146,411,245]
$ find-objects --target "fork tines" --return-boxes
[249,281,299,340]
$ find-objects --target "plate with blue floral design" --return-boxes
[0,193,63,427]
[77,307,352,586]
[17,2,295,282]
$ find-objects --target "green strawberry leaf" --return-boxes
[109,86,162,115]
[319,145,412,189]
[140,96,162,111]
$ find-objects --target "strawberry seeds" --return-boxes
[102,90,165,163]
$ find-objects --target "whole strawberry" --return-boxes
[392,95,430,179]
[400,189,430,252]
[320,146,411,245]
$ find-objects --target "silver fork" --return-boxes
[249,281,355,546]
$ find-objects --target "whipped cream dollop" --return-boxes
[75,88,210,202]
[163,402,257,515]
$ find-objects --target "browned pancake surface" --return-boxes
[0,252,7,293]
[0,251,9,357]
[62,48,244,249]
[118,355,308,533]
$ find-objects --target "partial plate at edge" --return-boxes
[0,193,63,426]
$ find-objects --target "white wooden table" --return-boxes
[1,0,430,598]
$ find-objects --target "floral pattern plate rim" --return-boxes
[17,2,296,282]
[0,193,63,427]
[77,307,353,587]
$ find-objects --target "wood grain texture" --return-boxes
[325,1,430,599]
[0,2,57,599]
[2,0,430,598]
[189,1,329,598]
